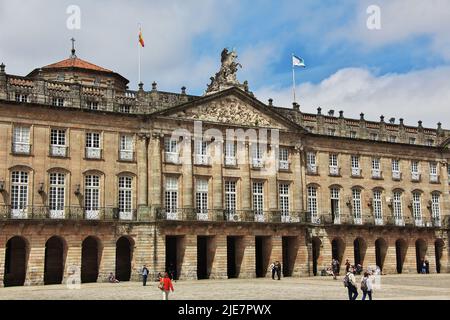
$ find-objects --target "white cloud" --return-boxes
[255,66,450,128]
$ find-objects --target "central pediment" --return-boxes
[155,88,303,131]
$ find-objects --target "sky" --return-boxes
[0,0,449,128]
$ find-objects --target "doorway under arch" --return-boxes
[81,236,101,283]
[435,239,445,273]
[116,236,133,281]
[331,238,345,273]
[44,236,66,285]
[375,238,388,271]
[395,239,407,273]
[312,237,322,276]
[353,237,367,268]
[4,236,28,287]
[415,239,428,273]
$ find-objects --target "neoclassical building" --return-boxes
[0,47,449,287]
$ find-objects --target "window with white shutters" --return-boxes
[431,193,441,226]
[196,179,208,220]
[225,141,236,166]
[373,190,383,224]
[393,192,403,223]
[50,129,67,157]
[13,126,31,154]
[11,171,28,218]
[307,152,317,174]
[224,181,236,216]
[352,189,362,224]
[119,176,133,220]
[307,186,318,222]
[279,148,289,170]
[164,137,179,164]
[165,177,178,219]
[120,135,134,161]
[49,173,65,219]
[412,192,422,225]
[86,132,101,159]
[330,188,340,223]
[279,184,290,218]
[85,175,100,219]
[351,155,361,176]
[253,182,264,218]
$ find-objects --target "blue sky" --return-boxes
[1,0,449,127]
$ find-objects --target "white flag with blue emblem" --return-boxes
[292,55,305,67]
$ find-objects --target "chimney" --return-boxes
[0,63,5,73]
[181,86,186,95]
[317,107,322,115]
[268,98,273,107]
[152,81,157,91]
[293,102,299,111]
[380,115,385,123]
[399,118,404,126]
[138,82,144,91]
[339,110,344,118]
[328,109,335,117]
[360,113,365,120]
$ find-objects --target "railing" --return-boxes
[329,166,339,176]
[411,172,421,182]
[279,160,289,170]
[252,158,264,168]
[307,164,317,174]
[12,142,31,155]
[392,171,401,180]
[164,152,179,164]
[195,154,210,165]
[85,147,102,159]
[371,169,382,179]
[351,167,361,177]
[0,205,138,221]
[430,174,439,183]
[50,145,68,157]
[119,150,135,161]
[224,156,237,166]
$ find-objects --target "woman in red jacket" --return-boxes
[159,272,174,300]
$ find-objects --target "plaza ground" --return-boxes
[1,274,450,300]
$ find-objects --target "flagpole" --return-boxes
[292,53,296,104]
[138,23,141,84]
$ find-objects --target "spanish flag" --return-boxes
[138,28,145,47]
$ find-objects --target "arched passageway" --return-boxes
[4,236,28,287]
[353,237,367,268]
[331,238,345,273]
[116,236,133,281]
[415,239,428,273]
[44,236,65,285]
[375,238,388,271]
[81,236,100,283]
[312,237,322,276]
[435,239,445,274]
[395,239,407,274]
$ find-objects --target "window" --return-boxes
[411,161,420,181]
[224,181,236,218]
[409,137,416,145]
[224,141,236,166]
[86,132,101,159]
[393,192,403,224]
[10,171,28,218]
[330,188,340,223]
[164,137,179,164]
[119,105,131,113]
[372,158,381,178]
[392,159,401,180]
[306,152,317,174]
[251,144,264,168]
[279,148,289,170]
[13,126,31,154]
[279,183,290,221]
[49,173,65,219]
[119,135,134,161]
[50,129,67,157]
[352,189,362,224]
[118,176,133,220]
[412,192,422,225]
[252,182,264,220]
[389,136,397,143]
[329,154,339,175]
[87,101,98,110]
[195,179,208,220]
[165,177,178,219]
[351,155,361,176]
[307,186,318,223]
[429,162,438,183]
[327,128,335,136]
[431,193,441,226]
[195,140,209,165]
[370,133,378,141]
[373,190,383,225]
[85,175,100,219]
[15,92,28,102]
[52,97,64,107]
[349,131,357,138]
[426,139,434,147]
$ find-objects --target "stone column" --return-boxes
[181,138,194,210]
[97,238,115,283]
[382,239,398,274]
[240,142,251,210]
[25,236,45,286]
[291,234,308,277]
[137,134,149,208]
[292,146,303,212]
[0,243,5,287]
[179,234,197,280]
[266,236,283,277]
[149,226,166,279]
[209,234,228,279]
[149,133,162,211]
[237,235,255,278]
[63,237,82,286]
[402,240,417,274]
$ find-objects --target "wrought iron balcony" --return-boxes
[224,156,237,166]
[252,158,264,168]
[0,205,137,221]
[411,172,421,182]
[50,145,68,157]
[119,150,135,162]
[371,169,382,179]
[195,154,210,165]
[329,166,339,176]
[85,147,102,159]
[279,160,289,170]
[351,167,361,177]
[12,142,31,155]
[307,164,317,174]
[430,174,439,183]
[164,152,179,164]
[392,171,401,180]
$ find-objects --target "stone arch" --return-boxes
[375,238,388,271]
[415,238,428,273]
[81,236,102,283]
[395,238,408,273]
[44,236,67,285]
[115,236,134,281]
[4,236,29,287]
[353,237,367,268]
[311,237,322,276]
[435,239,445,273]
[331,237,345,273]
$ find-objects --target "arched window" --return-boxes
[11,171,29,218]
[352,189,362,224]
[118,176,133,220]
[412,192,422,226]
[307,186,318,222]
[85,175,100,219]
[49,172,65,219]
[431,193,441,226]
[373,190,383,224]
[393,191,403,225]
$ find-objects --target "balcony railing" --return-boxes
[392,171,401,180]
[85,147,102,159]
[12,142,31,155]
[195,154,210,165]
[279,160,289,170]
[252,158,264,168]
[224,156,237,166]
[0,205,137,221]
[430,174,439,183]
[119,150,134,161]
[351,167,361,177]
[164,152,179,164]
[372,169,382,179]
[329,166,339,176]
[411,172,421,182]
[50,145,68,157]
[307,164,317,174]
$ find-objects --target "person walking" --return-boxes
[159,272,174,300]
[142,265,149,286]
[345,259,351,273]
[361,272,373,300]
[344,266,358,300]
[425,259,430,274]
[270,261,276,280]
[275,261,282,280]
[421,259,427,274]
[332,259,340,280]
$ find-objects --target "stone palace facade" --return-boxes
[0,47,449,287]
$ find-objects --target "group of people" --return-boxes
[342,259,378,300]
[270,261,282,280]
[420,259,430,274]
[141,265,175,300]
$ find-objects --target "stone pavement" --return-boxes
[1,274,450,300]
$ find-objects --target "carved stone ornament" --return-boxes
[205,48,250,95]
